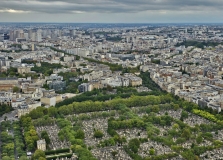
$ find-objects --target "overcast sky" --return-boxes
[0,0,223,23]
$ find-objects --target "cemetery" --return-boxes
[2,94,223,160]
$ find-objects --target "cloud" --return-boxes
[0,0,223,23]
[0,9,30,13]
[0,0,223,14]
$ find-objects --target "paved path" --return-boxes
[0,110,18,122]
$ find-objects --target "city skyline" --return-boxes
[0,0,223,23]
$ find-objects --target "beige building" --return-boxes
[41,95,62,106]
[37,139,46,151]
[18,67,31,74]
[0,78,18,91]
[129,77,142,87]
[17,101,41,117]
[18,106,29,118]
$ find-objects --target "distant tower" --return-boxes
[28,30,33,39]
[9,31,14,41]
[36,32,42,42]
[31,44,36,51]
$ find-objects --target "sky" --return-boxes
[0,0,223,23]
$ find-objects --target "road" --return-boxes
[0,110,18,122]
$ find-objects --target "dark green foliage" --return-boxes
[1,121,15,158]
[29,107,47,119]
[128,138,141,153]
[181,128,191,140]
[93,130,104,138]
[75,129,85,139]
[139,72,163,92]
[71,145,97,160]
[21,59,37,64]
[32,149,46,160]
[175,40,223,49]
[196,135,203,144]
[106,36,122,42]
[20,116,39,151]
[41,130,50,145]
[0,67,18,77]
[13,121,26,157]
[99,138,116,147]
[0,104,13,116]
[31,62,63,76]
[180,110,189,121]
[57,72,82,94]
[151,59,160,64]
[45,148,70,155]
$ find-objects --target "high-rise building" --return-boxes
[19,30,24,38]
[2,34,9,40]
[42,30,47,38]
[15,30,20,39]
[70,29,76,37]
[36,32,42,42]
[9,31,14,41]
[31,32,36,41]
[24,33,29,40]
[28,30,33,39]
[31,44,36,51]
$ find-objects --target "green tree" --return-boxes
[75,129,85,139]
[19,156,29,160]
[149,148,155,155]
[180,110,188,121]
[173,123,179,130]
[13,86,20,93]
[48,107,57,117]
[128,138,140,153]
[181,128,191,140]
[196,135,202,144]
[41,131,50,144]
[94,130,104,138]
[32,149,46,160]
[2,156,11,160]
[181,150,195,160]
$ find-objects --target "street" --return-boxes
[0,110,18,122]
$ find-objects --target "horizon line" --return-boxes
[0,22,223,24]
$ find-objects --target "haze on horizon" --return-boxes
[0,0,223,23]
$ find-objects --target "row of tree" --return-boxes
[192,109,221,123]
[13,122,27,158]
[0,121,15,159]
[27,95,173,120]
[20,116,39,151]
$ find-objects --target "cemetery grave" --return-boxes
[82,118,111,147]
[138,141,172,157]
[36,125,70,150]
[91,146,132,160]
